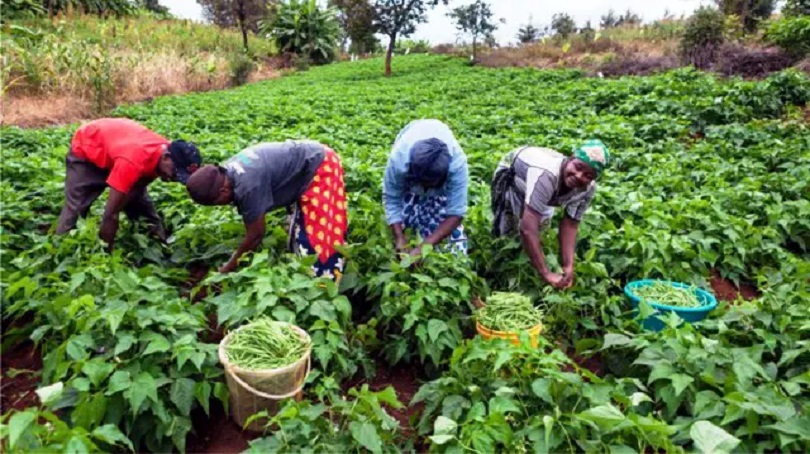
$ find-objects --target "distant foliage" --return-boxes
[551,12,576,39]
[782,0,810,16]
[3,0,136,17]
[448,0,499,64]
[765,15,810,59]
[262,0,340,64]
[516,21,540,44]
[715,0,776,33]
[331,0,379,54]
[680,6,726,69]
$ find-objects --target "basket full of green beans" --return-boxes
[217,317,312,430]
[475,292,544,346]
[624,280,718,331]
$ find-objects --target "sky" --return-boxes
[166,0,711,46]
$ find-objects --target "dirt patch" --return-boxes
[710,270,759,302]
[182,263,211,303]
[1,341,43,412]
[187,400,261,454]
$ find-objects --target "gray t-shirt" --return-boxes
[511,147,595,222]
[225,141,325,224]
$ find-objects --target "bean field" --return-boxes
[1,55,808,453]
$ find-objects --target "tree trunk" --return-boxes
[472,37,477,65]
[237,0,249,52]
[385,33,396,77]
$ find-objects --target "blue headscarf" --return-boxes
[407,138,451,187]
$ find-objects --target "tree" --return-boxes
[262,0,340,63]
[617,8,641,26]
[197,0,272,50]
[714,0,776,33]
[332,0,378,54]
[600,9,619,28]
[137,0,170,15]
[551,12,575,39]
[782,0,810,16]
[448,0,499,64]
[579,20,595,41]
[516,20,540,43]
[373,0,448,77]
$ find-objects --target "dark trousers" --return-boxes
[56,151,163,234]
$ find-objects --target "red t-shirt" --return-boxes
[71,118,169,194]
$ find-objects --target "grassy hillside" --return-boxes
[1,13,277,127]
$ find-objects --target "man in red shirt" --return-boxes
[56,118,202,250]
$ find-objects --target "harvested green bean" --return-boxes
[476,292,543,332]
[226,318,310,370]
[634,282,701,308]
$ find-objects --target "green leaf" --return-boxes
[171,416,192,452]
[72,394,108,429]
[427,319,448,342]
[194,381,212,416]
[106,371,131,395]
[92,424,134,451]
[531,378,553,404]
[170,378,196,416]
[214,382,229,414]
[374,386,403,409]
[35,382,64,407]
[81,360,115,387]
[125,372,158,414]
[65,435,91,453]
[8,410,37,450]
[141,332,171,355]
[602,333,633,350]
[114,333,136,356]
[670,373,694,397]
[429,434,455,445]
[690,420,741,454]
[488,396,522,414]
[349,421,382,453]
[578,404,626,428]
[433,415,458,435]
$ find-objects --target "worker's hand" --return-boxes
[555,271,574,289]
[99,216,119,252]
[218,261,237,274]
[394,235,408,254]
[541,270,564,287]
[149,225,168,244]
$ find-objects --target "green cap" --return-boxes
[573,139,610,176]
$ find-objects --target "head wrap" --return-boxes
[573,139,610,177]
[408,138,451,187]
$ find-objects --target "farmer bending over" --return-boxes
[185,141,347,280]
[56,118,202,251]
[383,119,468,255]
[491,140,610,289]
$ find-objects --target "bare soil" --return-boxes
[709,269,759,302]
[1,341,42,413]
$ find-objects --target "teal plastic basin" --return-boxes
[624,280,717,331]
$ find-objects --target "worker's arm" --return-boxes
[519,206,562,286]
[421,216,463,247]
[390,223,408,252]
[220,216,266,273]
[99,188,132,251]
[556,215,580,289]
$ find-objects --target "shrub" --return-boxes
[765,16,810,59]
[261,0,339,65]
[713,43,793,78]
[229,52,255,86]
[680,6,726,69]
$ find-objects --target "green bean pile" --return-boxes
[476,292,544,332]
[225,318,310,370]
[634,282,701,308]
